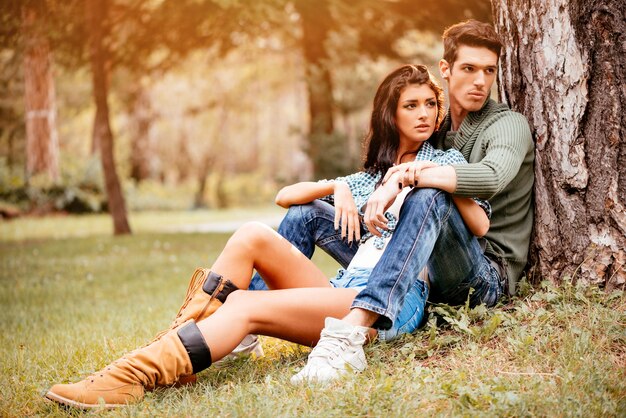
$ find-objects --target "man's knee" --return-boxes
[401,188,449,215]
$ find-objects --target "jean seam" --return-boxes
[383,190,448,320]
[351,301,388,317]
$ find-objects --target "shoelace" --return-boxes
[171,269,206,327]
[139,274,203,347]
[308,330,353,363]
[82,272,208,385]
[107,270,208,371]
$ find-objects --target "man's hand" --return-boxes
[333,181,360,243]
[363,174,401,236]
[382,160,440,188]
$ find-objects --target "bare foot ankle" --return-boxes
[342,308,379,327]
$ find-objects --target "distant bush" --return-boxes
[0,156,106,215]
[0,156,281,215]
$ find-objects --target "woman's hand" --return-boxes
[383,160,440,188]
[333,181,361,243]
[363,174,401,236]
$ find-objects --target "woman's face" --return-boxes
[394,83,438,148]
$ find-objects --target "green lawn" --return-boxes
[1,211,624,417]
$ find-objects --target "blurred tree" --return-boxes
[289,0,492,178]
[293,0,334,177]
[0,1,24,173]
[21,0,60,182]
[2,0,495,213]
[0,48,24,173]
[85,0,130,234]
[492,0,625,288]
[128,81,155,182]
[4,0,278,226]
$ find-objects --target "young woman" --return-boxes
[45,65,490,409]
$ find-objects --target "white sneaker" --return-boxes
[290,317,368,384]
[213,334,264,367]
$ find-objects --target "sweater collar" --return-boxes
[440,99,496,149]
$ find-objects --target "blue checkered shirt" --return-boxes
[320,142,491,249]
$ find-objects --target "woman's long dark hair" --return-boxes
[363,64,445,175]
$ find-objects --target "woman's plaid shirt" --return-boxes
[320,141,491,249]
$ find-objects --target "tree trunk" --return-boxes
[129,83,155,183]
[85,0,131,235]
[21,1,59,182]
[294,0,335,178]
[492,0,625,289]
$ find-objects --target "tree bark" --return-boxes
[21,1,59,182]
[492,0,625,289]
[85,0,131,235]
[294,0,335,178]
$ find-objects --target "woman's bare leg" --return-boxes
[210,222,332,290]
[196,288,367,360]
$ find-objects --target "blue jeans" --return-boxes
[352,188,504,330]
[248,199,360,291]
[329,266,429,342]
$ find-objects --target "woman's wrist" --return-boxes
[333,180,349,192]
[386,173,403,191]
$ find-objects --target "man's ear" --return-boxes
[439,59,450,80]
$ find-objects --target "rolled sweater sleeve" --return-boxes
[453,112,532,199]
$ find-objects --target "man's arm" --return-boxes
[452,113,532,199]
[412,165,457,192]
[392,165,490,237]
[452,196,489,237]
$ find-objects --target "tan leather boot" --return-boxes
[45,320,212,409]
[169,268,239,330]
[156,268,238,387]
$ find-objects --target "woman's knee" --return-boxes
[228,221,276,251]
[221,290,253,320]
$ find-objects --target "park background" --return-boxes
[1,0,624,416]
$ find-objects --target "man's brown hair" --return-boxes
[442,20,502,67]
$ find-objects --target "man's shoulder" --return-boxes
[471,100,532,143]
[479,99,529,126]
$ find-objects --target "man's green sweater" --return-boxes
[431,99,534,295]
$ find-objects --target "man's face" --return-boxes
[440,45,498,113]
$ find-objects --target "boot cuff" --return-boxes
[178,321,212,373]
[203,271,239,303]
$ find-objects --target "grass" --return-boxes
[0,206,284,242]
[0,211,624,417]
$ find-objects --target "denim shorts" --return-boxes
[330,267,429,342]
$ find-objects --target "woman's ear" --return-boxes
[439,59,451,80]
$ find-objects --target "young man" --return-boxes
[289,19,535,382]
